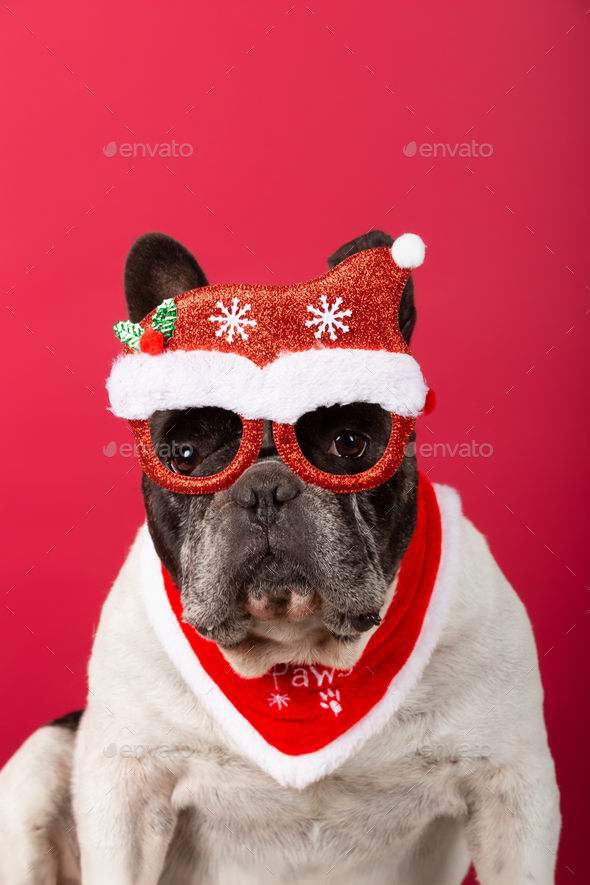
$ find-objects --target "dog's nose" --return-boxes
[232,462,303,523]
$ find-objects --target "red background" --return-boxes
[1,2,588,881]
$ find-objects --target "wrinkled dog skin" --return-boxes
[140,231,419,677]
[0,231,560,885]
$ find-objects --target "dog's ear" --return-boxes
[327,230,417,345]
[124,233,209,322]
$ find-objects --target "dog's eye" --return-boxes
[169,444,203,475]
[329,432,367,458]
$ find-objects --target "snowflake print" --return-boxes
[209,297,257,343]
[305,294,352,341]
[268,691,291,711]
[319,688,343,717]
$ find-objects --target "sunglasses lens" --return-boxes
[148,407,243,479]
[293,403,394,476]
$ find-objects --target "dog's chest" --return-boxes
[169,736,466,885]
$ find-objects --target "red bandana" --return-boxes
[161,474,441,757]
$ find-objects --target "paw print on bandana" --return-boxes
[319,688,342,717]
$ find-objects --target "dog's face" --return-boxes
[124,231,419,677]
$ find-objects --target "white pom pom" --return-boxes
[391,233,426,270]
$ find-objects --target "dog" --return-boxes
[0,230,560,884]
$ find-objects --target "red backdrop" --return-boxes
[1,2,588,881]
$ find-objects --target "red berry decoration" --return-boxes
[423,388,436,415]
[139,327,164,355]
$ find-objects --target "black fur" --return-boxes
[48,709,84,731]
[125,232,419,649]
[124,233,209,323]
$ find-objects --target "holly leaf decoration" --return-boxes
[113,320,143,350]
[152,298,178,341]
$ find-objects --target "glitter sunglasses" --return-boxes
[128,403,415,495]
[108,235,431,494]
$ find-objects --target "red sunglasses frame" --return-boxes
[128,413,415,495]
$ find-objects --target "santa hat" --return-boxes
[106,233,428,425]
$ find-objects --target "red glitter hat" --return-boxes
[107,233,428,424]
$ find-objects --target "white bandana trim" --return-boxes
[107,348,428,423]
[139,483,462,790]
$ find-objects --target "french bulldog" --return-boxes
[0,231,560,884]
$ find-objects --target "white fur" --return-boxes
[139,484,461,790]
[0,725,79,882]
[0,491,560,884]
[390,233,426,269]
[106,348,428,422]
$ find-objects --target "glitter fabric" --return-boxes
[138,248,412,367]
[273,415,415,493]
[129,417,264,495]
[111,239,427,494]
